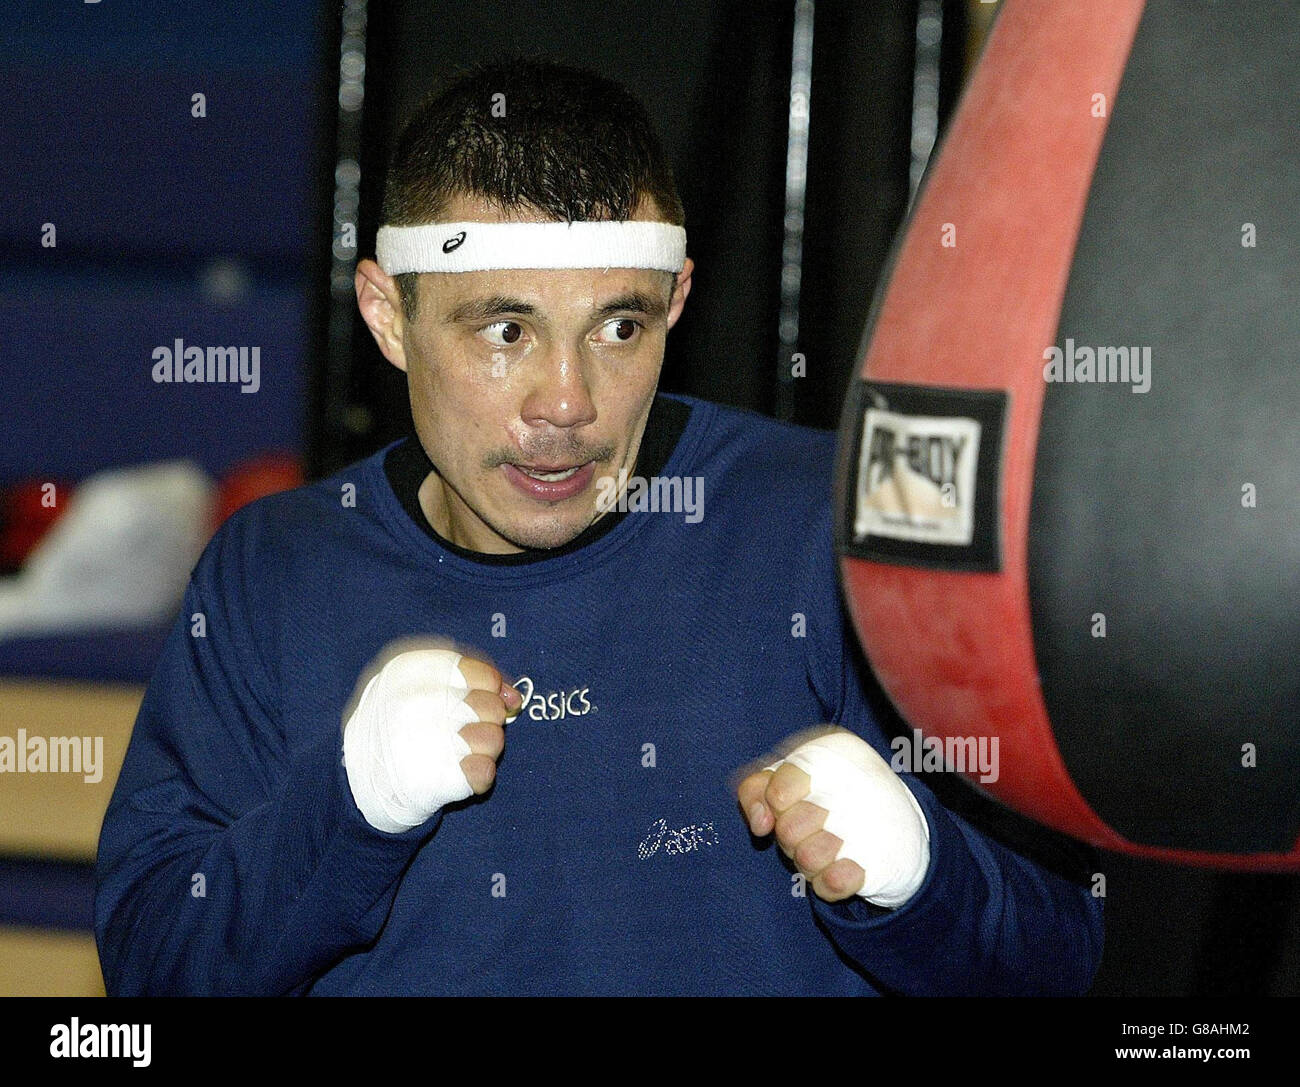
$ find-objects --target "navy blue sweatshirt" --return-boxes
[94,393,1103,995]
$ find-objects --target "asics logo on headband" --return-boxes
[376,220,687,275]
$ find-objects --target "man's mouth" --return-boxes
[516,464,584,481]
[502,460,597,500]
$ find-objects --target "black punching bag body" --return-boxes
[837,0,1300,870]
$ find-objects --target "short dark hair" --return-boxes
[380,60,685,320]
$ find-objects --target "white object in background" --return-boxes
[0,460,215,639]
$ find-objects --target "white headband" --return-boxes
[375,220,686,275]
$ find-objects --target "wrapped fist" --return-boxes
[738,729,931,908]
[342,643,521,833]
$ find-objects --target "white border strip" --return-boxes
[376,221,686,274]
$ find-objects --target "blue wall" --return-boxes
[1,0,332,481]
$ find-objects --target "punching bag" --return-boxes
[836,0,1300,870]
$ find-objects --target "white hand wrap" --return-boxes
[342,648,479,833]
[766,731,931,908]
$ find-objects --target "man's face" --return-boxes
[364,195,691,553]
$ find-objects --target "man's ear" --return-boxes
[355,259,411,372]
[666,257,694,330]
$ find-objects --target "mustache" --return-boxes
[483,441,617,470]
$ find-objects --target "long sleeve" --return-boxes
[809,758,1105,996]
[93,511,435,996]
[799,506,1105,996]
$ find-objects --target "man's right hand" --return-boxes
[453,653,523,793]
[342,642,523,833]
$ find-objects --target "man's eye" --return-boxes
[595,318,641,344]
[481,321,524,347]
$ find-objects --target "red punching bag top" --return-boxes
[836,0,1300,869]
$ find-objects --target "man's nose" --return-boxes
[519,348,596,431]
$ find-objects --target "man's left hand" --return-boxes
[737,728,931,908]
[738,758,866,902]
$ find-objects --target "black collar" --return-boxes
[382,394,691,565]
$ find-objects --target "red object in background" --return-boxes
[838,0,1300,870]
[214,452,305,530]
[0,479,75,572]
